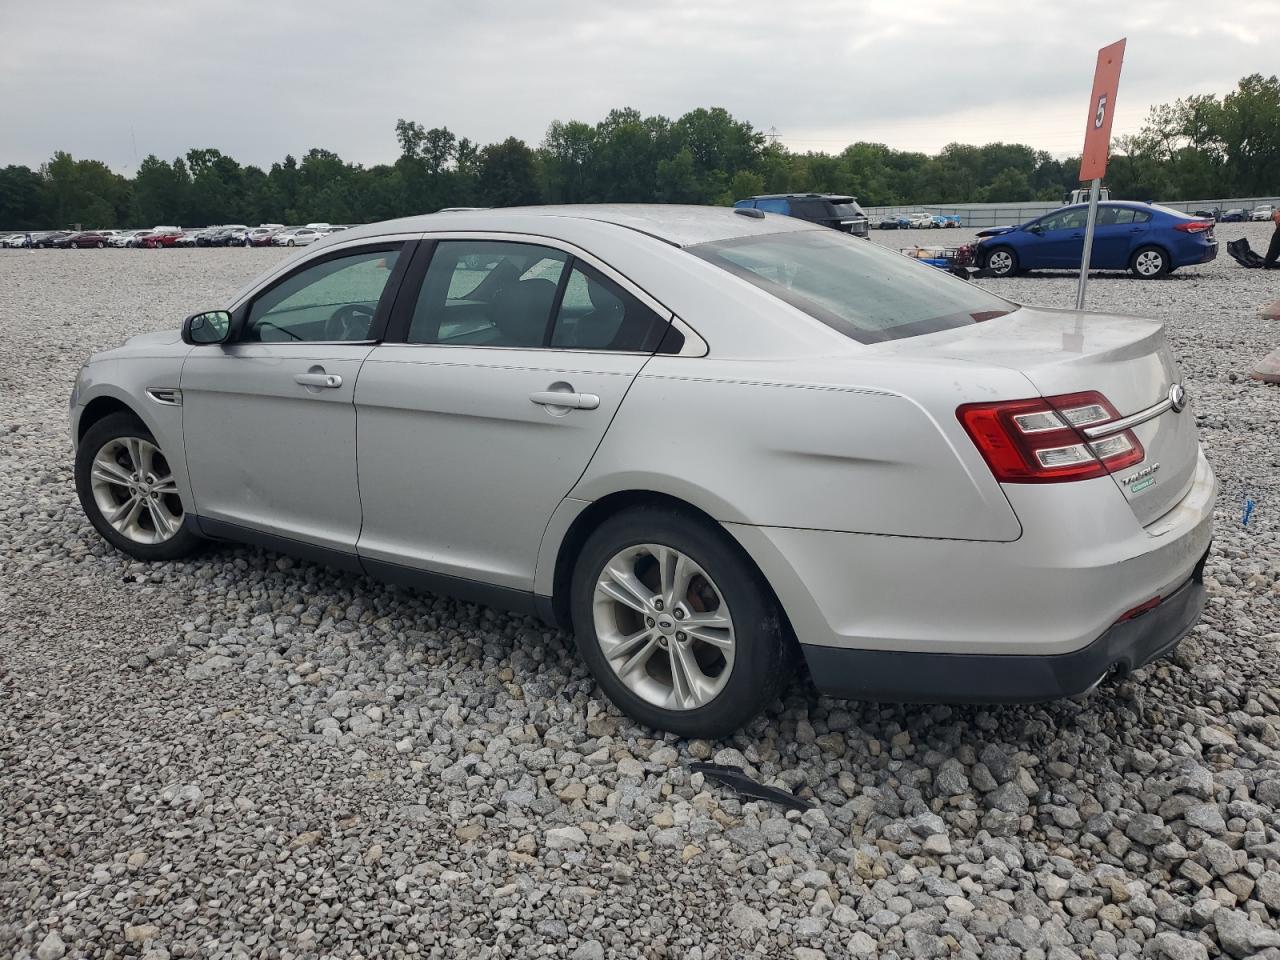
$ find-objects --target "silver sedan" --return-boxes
[70,205,1215,736]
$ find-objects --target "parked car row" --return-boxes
[1,223,352,249]
[875,214,963,229]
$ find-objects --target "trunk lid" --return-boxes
[875,304,1199,526]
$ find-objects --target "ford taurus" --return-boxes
[71,205,1216,736]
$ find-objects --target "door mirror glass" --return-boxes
[1026,223,1043,235]
[184,310,232,345]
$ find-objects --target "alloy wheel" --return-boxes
[1134,250,1164,276]
[988,250,1013,275]
[89,436,183,544]
[592,544,735,711]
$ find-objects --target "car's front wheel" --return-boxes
[985,245,1018,277]
[571,506,792,738]
[1130,245,1169,278]
[75,412,204,561]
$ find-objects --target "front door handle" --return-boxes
[295,372,343,389]
[530,390,600,410]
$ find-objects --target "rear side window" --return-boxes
[1098,207,1152,225]
[754,198,789,214]
[549,262,668,352]
[409,240,668,351]
[689,229,1011,344]
[409,240,567,346]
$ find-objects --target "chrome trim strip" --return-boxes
[1082,393,1174,439]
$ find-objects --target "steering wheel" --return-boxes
[324,304,375,341]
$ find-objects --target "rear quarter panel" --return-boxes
[572,355,1030,541]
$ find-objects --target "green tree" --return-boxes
[477,137,541,207]
[0,165,52,228]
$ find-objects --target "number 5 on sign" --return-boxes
[1076,38,1126,310]
[1080,40,1125,181]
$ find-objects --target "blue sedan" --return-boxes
[975,201,1217,279]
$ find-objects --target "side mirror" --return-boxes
[1026,224,1043,235]
[182,309,232,345]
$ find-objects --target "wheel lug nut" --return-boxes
[646,618,655,628]
[676,632,686,642]
[674,609,685,620]
[653,599,664,611]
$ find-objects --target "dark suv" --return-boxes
[733,194,870,237]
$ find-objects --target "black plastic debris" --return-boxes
[689,762,814,812]
[1228,237,1265,268]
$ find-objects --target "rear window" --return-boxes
[788,199,833,219]
[1146,203,1194,220]
[829,202,864,219]
[689,229,1011,344]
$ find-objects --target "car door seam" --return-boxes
[529,353,658,595]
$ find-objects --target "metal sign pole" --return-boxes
[1075,177,1101,309]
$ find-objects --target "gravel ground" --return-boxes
[2,224,1279,960]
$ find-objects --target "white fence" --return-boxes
[865,196,1280,227]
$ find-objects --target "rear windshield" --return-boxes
[829,202,864,219]
[1145,203,1195,220]
[689,229,1011,343]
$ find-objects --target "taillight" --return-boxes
[957,391,1144,483]
[1173,220,1214,233]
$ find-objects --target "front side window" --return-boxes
[1037,209,1088,232]
[244,247,401,343]
[690,229,1011,344]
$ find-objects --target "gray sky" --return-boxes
[2,0,1277,173]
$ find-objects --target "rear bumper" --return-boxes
[801,554,1206,702]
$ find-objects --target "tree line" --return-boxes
[1,74,1275,230]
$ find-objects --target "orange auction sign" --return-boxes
[1079,39,1126,181]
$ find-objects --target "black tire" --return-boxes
[1129,245,1169,278]
[984,245,1018,277]
[570,505,793,738]
[75,412,204,562]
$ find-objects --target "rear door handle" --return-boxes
[295,372,343,388]
[530,390,600,410]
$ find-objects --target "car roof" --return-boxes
[329,203,818,249]
[746,193,856,201]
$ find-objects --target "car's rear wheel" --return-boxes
[75,412,203,561]
[96,241,105,248]
[570,505,792,738]
[985,246,1018,277]
[1130,246,1169,278]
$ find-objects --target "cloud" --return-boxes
[1,0,1276,171]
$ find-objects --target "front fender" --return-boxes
[74,364,194,514]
